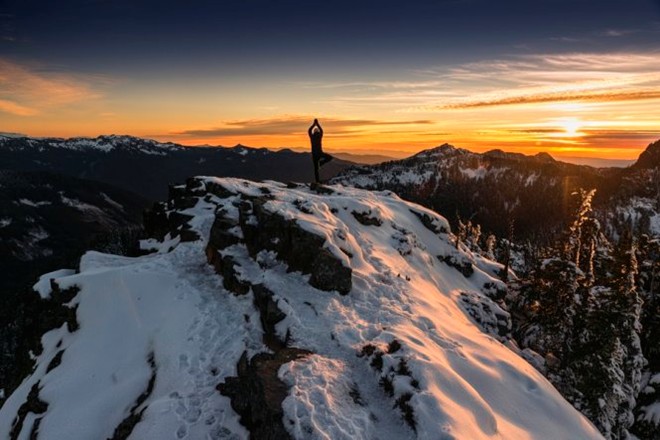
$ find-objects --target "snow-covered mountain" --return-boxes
[332,141,660,240]
[0,177,602,439]
[0,134,183,155]
[0,135,353,200]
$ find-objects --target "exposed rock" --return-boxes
[481,281,507,301]
[218,349,310,440]
[9,382,48,440]
[309,248,352,294]
[143,203,170,241]
[0,284,80,409]
[207,213,241,251]
[169,195,198,210]
[309,182,335,195]
[168,184,187,200]
[229,197,351,294]
[46,349,64,374]
[144,200,199,243]
[352,210,383,226]
[439,254,474,277]
[108,351,157,440]
[214,255,251,296]
[178,228,200,242]
[202,179,238,199]
[252,284,287,350]
[458,291,511,340]
[409,209,448,234]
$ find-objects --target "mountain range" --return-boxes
[332,141,660,241]
[0,134,658,439]
[0,135,353,201]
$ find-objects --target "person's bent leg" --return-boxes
[319,153,334,166]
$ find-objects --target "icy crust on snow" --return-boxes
[1,178,602,440]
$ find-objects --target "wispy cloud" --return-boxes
[397,52,660,111]
[0,59,106,116]
[0,98,37,116]
[172,115,433,138]
[301,52,660,116]
[598,29,638,38]
[440,89,660,109]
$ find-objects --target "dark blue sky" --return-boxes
[2,0,660,75]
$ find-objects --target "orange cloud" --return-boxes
[0,98,37,116]
[171,115,433,138]
[0,58,105,116]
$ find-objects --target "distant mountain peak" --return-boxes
[482,149,556,163]
[413,143,469,159]
[533,152,556,163]
[483,149,523,160]
[632,139,660,169]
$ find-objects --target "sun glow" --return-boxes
[2,51,660,160]
[556,118,584,138]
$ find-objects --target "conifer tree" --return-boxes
[509,188,648,438]
[485,234,496,260]
[630,234,660,438]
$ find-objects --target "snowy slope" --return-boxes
[0,178,603,439]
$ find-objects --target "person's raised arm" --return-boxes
[308,121,315,137]
[316,120,323,136]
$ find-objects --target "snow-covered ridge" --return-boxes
[331,143,560,190]
[0,178,602,439]
[0,134,183,154]
[0,134,279,156]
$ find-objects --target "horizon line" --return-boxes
[0,131,647,168]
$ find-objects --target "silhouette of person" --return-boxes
[308,118,333,183]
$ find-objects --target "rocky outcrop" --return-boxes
[218,348,309,440]
[204,193,352,296]
[632,140,660,170]
[9,382,48,440]
[0,284,79,409]
[149,177,353,295]
[107,352,157,440]
[213,266,312,440]
[143,200,198,243]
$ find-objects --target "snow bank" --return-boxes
[0,178,602,440]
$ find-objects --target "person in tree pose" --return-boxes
[308,118,333,183]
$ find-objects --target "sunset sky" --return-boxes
[1,0,660,160]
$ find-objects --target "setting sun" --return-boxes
[559,118,584,138]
